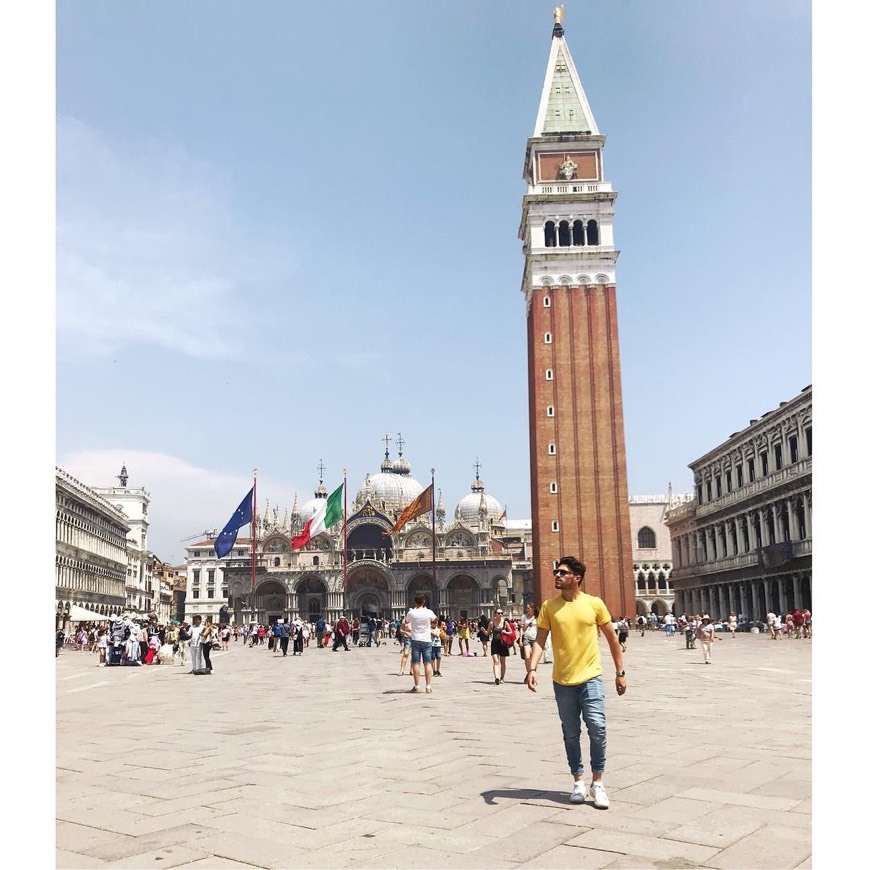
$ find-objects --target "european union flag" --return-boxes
[214,486,254,559]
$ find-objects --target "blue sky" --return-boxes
[49,0,812,564]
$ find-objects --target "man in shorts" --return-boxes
[402,594,438,694]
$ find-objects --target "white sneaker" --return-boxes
[569,780,587,803]
[590,782,610,809]
[425,685,433,693]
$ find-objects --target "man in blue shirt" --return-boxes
[274,621,290,656]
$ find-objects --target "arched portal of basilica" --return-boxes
[346,564,390,619]
[295,575,327,621]
[253,580,288,625]
[444,573,479,618]
[406,572,436,612]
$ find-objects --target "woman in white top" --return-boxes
[520,603,539,684]
[696,616,716,664]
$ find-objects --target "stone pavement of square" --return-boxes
[56,630,811,869]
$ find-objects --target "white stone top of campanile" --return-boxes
[533,20,599,137]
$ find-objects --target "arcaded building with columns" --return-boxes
[630,490,692,619]
[665,386,812,620]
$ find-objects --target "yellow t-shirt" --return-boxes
[537,592,612,686]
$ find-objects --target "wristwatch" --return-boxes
[616,670,626,678]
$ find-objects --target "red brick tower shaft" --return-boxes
[519,13,634,614]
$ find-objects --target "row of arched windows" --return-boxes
[544,219,600,248]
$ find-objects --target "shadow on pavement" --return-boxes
[480,788,572,806]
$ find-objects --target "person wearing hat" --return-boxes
[696,615,716,664]
[525,555,625,810]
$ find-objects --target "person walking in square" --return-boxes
[696,615,716,663]
[489,608,513,685]
[526,556,626,809]
[521,603,539,684]
[189,615,205,674]
[457,616,471,657]
[292,617,305,655]
[200,617,216,673]
[431,621,444,677]
[403,594,438,694]
[275,621,289,656]
[332,615,351,651]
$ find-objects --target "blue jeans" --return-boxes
[410,639,433,664]
[553,677,607,777]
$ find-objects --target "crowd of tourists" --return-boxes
[56,603,810,678]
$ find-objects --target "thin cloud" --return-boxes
[56,116,292,361]
[58,449,298,564]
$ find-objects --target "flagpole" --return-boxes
[343,468,348,592]
[430,468,436,613]
[251,469,257,599]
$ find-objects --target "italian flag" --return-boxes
[291,483,344,550]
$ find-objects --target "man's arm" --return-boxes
[599,621,627,695]
[525,628,549,693]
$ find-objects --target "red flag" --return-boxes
[382,483,434,537]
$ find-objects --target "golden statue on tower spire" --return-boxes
[554,5,565,25]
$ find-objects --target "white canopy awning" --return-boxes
[68,604,105,622]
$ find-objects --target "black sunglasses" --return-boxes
[553,568,573,577]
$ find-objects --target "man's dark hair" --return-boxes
[414,593,426,606]
[557,556,586,579]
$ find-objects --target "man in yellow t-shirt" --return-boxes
[527,556,626,809]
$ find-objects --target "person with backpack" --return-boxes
[616,617,629,652]
[273,620,288,656]
[315,615,326,648]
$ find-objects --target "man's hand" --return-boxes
[615,675,627,696]
[527,671,538,693]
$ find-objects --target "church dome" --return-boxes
[455,476,503,526]
[299,492,327,520]
[356,470,424,516]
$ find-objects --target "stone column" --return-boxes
[718,586,727,620]
[774,502,785,544]
[751,582,760,622]
[788,498,799,541]
[763,578,772,616]
[792,574,802,611]
[759,510,769,548]
[803,492,812,539]
[778,578,787,615]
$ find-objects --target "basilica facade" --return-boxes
[192,448,527,626]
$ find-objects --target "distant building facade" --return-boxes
[91,465,154,615]
[666,386,812,620]
[629,490,692,619]
[55,467,129,627]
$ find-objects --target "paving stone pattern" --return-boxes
[57,631,811,869]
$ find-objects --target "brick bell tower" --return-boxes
[519,8,634,614]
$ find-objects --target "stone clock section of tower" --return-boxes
[527,282,634,614]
